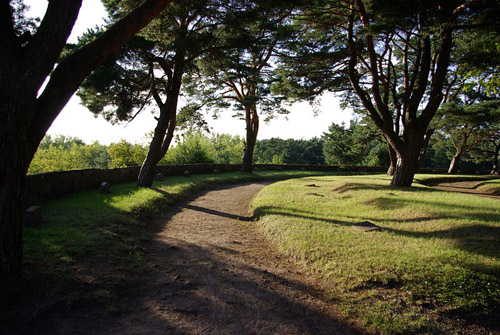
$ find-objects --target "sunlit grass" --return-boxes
[251,174,500,334]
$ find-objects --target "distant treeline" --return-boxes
[29,125,492,175]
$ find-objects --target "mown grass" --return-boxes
[251,174,500,334]
[22,170,339,313]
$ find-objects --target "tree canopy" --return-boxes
[274,0,499,186]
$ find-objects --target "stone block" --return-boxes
[184,170,191,177]
[99,182,111,194]
[213,169,220,175]
[24,206,42,227]
[155,173,164,181]
[352,221,381,232]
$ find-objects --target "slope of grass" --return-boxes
[475,178,500,195]
[251,174,500,334]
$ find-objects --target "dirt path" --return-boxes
[98,182,362,335]
[430,180,500,199]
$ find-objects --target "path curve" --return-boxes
[430,180,500,199]
[104,182,362,335]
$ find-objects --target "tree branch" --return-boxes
[23,0,82,92]
[32,0,174,154]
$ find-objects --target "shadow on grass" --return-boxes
[383,224,500,265]
[332,182,390,194]
[252,206,353,227]
[331,181,447,195]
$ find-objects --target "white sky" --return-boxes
[26,0,352,145]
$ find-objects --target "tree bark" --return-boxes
[0,134,26,275]
[137,105,174,187]
[390,144,422,187]
[241,107,259,173]
[0,0,173,277]
[387,143,397,176]
[388,126,426,187]
[448,153,462,174]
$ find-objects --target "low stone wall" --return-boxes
[25,163,489,205]
[25,166,140,206]
[25,164,248,205]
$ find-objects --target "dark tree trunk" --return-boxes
[0,70,38,275]
[491,143,500,175]
[387,143,397,176]
[0,0,173,277]
[448,153,462,174]
[241,107,259,173]
[137,54,184,188]
[390,144,422,187]
[389,129,426,187]
[0,146,26,276]
[0,176,25,276]
[137,105,174,187]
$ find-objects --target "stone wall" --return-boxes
[25,163,487,205]
[25,164,246,205]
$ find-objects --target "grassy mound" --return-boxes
[252,174,500,334]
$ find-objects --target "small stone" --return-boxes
[24,206,42,227]
[184,170,191,177]
[99,182,111,194]
[352,221,381,232]
[155,173,164,181]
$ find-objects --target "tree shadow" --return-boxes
[6,181,362,335]
[182,203,253,221]
[383,224,500,265]
[252,206,353,227]
[118,237,362,335]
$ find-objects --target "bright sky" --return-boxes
[27,0,352,145]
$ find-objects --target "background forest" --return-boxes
[29,120,495,175]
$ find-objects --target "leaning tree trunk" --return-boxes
[448,152,462,174]
[137,92,182,186]
[137,52,184,188]
[241,107,259,173]
[137,105,175,187]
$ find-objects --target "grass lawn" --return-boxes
[251,174,500,334]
